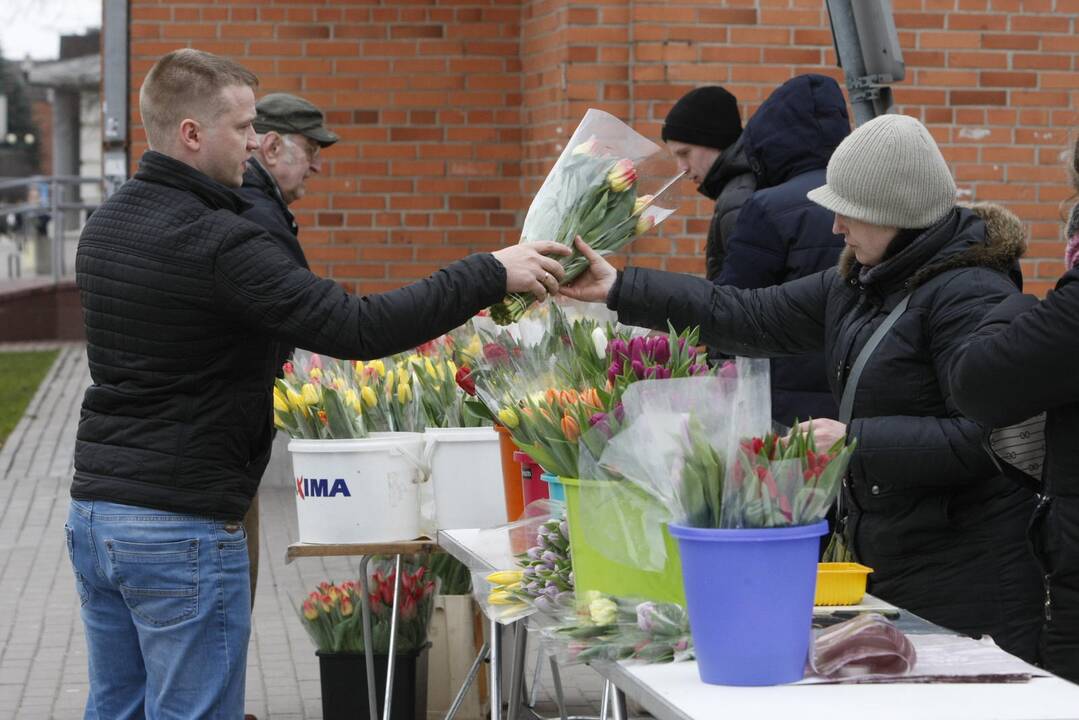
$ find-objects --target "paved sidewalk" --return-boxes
[0,345,606,719]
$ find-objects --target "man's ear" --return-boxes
[261,132,283,166]
[178,118,201,152]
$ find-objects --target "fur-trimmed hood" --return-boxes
[837,202,1027,291]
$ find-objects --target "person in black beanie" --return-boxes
[662,86,756,283]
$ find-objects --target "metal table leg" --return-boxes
[506,621,529,720]
[599,680,610,720]
[548,656,568,720]
[384,554,403,720]
[358,555,378,720]
[444,642,489,720]
[490,617,503,720]
[609,684,627,720]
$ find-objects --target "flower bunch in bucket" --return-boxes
[407,339,487,429]
[492,385,604,478]
[298,580,365,652]
[275,353,368,440]
[720,423,857,529]
[297,561,438,654]
[351,357,427,433]
[546,593,692,664]
[488,109,682,325]
[605,325,712,402]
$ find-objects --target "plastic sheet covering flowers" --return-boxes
[297,562,437,654]
[543,593,693,665]
[488,109,683,325]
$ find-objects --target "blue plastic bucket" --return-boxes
[540,472,565,503]
[669,520,827,686]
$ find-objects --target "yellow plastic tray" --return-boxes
[814,562,873,606]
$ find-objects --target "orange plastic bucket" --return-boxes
[495,425,525,521]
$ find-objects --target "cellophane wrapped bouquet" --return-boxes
[488,109,683,325]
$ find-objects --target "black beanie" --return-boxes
[661,86,742,150]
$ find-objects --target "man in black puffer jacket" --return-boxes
[718,74,849,427]
[565,114,1043,663]
[66,49,568,719]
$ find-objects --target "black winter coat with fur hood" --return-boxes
[607,203,1044,662]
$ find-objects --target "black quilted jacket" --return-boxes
[73,151,506,518]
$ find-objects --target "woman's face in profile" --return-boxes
[832,214,898,267]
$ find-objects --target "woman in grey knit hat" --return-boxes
[563,113,1044,662]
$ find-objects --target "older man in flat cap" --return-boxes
[235,93,339,617]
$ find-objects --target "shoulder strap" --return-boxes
[838,295,911,425]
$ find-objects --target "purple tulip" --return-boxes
[526,581,542,594]
[657,367,672,380]
[526,547,542,561]
[688,363,707,376]
[541,550,559,565]
[644,366,658,380]
[629,336,646,363]
[613,403,625,422]
[719,360,737,379]
[559,519,568,537]
[534,596,556,614]
[651,338,671,365]
[608,338,629,362]
[543,585,560,599]
[607,360,622,384]
[631,359,646,379]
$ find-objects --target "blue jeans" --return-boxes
[65,499,251,719]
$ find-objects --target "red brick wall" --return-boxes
[127,0,1079,297]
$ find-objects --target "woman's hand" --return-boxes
[560,236,618,304]
[795,418,848,451]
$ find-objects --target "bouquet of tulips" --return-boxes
[298,560,438,654]
[404,337,487,429]
[274,352,368,439]
[719,424,856,529]
[352,356,427,433]
[488,109,682,325]
[545,593,692,665]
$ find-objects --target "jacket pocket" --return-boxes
[107,538,199,627]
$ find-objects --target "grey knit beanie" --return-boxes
[807,113,956,228]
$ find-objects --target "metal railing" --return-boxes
[0,175,105,283]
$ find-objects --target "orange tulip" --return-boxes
[561,414,580,443]
[545,388,559,405]
[560,389,579,406]
[580,388,601,408]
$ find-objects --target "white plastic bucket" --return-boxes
[289,432,426,544]
[425,426,507,530]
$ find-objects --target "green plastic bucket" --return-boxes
[561,476,685,606]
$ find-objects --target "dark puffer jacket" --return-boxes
[952,268,1079,681]
[717,74,850,427]
[698,134,756,283]
[74,151,506,519]
[608,204,1044,662]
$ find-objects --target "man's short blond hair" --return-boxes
[139,48,258,151]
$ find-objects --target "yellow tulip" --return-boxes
[397,381,413,405]
[370,359,386,377]
[301,383,320,406]
[424,358,438,381]
[497,407,519,429]
[397,367,409,385]
[273,387,289,413]
[633,194,654,216]
[286,387,308,416]
[361,385,377,408]
[274,413,287,430]
[446,359,457,379]
[309,367,322,381]
[344,389,360,413]
[486,570,523,586]
[355,360,365,374]
[488,590,518,605]
[386,369,395,392]
[407,353,423,366]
